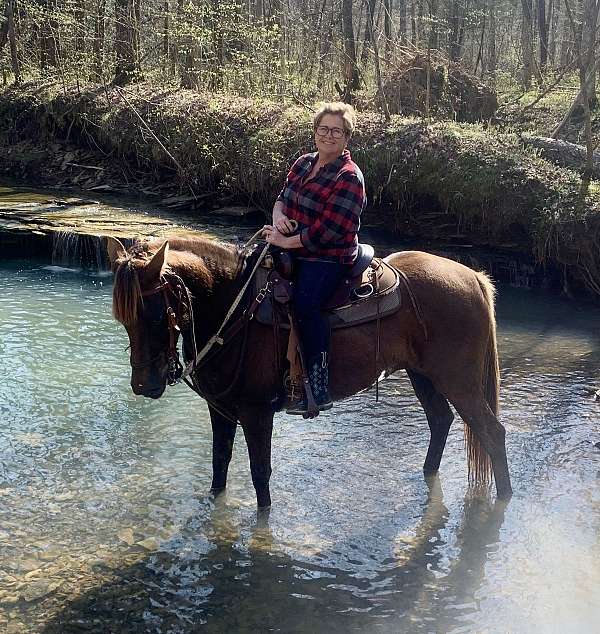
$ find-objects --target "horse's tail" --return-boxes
[465,271,499,487]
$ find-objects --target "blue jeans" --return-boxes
[293,258,346,362]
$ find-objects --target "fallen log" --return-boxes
[521,134,600,179]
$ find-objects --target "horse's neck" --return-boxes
[169,243,245,343]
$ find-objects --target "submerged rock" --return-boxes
[137,537,160,551]
[20,579,61,602]
[117,528,136,546]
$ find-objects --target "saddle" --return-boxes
[253,244,401,330]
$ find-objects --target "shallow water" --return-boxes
[1,258,599,633]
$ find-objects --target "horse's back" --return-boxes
[385,250,492,300]
[385,249,495,342]
[385,250,477,280]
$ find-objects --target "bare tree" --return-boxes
[7,0,19,82]
[40,0,59,69]
[538,0,549,68]
[521,0,534,88]
[91,0,106,81]
[487,0,497,85]
[341,0,360,101]
[114,0,141,85]
[384,0,393,55]
[398,0,407,41]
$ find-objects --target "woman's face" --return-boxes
[314,113,348,160]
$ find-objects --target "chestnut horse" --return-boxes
[106,235,512,508]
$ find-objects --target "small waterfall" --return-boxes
[52,231,109,270]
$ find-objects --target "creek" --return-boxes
[0,195,599,633]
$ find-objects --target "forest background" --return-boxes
[1,0,600,296]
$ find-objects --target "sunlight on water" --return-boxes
[0,260,599,633]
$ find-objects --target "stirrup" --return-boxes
[286,398,309,416]
[318,398,333,411]
[286,395,332,415]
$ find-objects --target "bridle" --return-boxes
[131,240,271,423]
[137,272,194,386]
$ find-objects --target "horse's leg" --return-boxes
[209,406,238,494]
[448,394,512,499]
[407,370,454,474]
[239,406,273,509]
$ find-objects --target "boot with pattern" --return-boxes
[286,352,333,415]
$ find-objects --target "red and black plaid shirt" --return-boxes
[277,149,366,264]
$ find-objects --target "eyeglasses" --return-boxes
[315,125,346,139]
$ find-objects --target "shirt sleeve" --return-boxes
[300,171,365,252]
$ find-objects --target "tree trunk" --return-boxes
[8,0,19,83]
[548,0,558,66]
[0,2,10,53]
[448,0,465,61]
[341,0,360,100]
[114,0,141,84]
[521,0,534,89]
[91,0,105,81]
[40,0,59,69]
[367,0,390,120]
[210,0,224,89]
[74,0,85,57]
[398,0,407,42]
[559,5,573,66]
[522,135,600,179]
[318,4,334,93]
[428,0,439,51]
[474,11,486,75]
[538,0,548,69]
[384,0,392,55]
[580,0,598,106]
[487,0,496,85]
[361,0,377,65]
[162,0,169,75]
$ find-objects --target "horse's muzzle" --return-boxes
[131,381,165,399]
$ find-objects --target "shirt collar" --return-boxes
[313,149,351,174]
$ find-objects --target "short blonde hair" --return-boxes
[313,102,356,137]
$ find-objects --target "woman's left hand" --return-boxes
[261,225,289,248]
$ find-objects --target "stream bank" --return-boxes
[0,82,597,297]
[0,183,559,294]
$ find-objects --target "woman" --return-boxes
[262,102,366,415]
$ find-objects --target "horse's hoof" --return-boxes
[210,486,226,497]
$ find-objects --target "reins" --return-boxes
[182,232,269,378]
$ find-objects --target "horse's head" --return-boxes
[107,236,179,399]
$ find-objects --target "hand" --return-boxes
[275,217,297,235]
[261,225,290,248]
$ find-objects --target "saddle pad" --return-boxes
[253,258,401,330]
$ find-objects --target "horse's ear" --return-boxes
[106,236,127,266]
[145,240,169,280]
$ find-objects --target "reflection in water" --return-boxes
[1,261,600,633]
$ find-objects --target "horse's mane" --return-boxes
[112,235,244,325]
[112,254,144,325]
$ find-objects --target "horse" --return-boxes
[106,235,512,509]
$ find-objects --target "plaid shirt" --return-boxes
[277,149,366,264]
